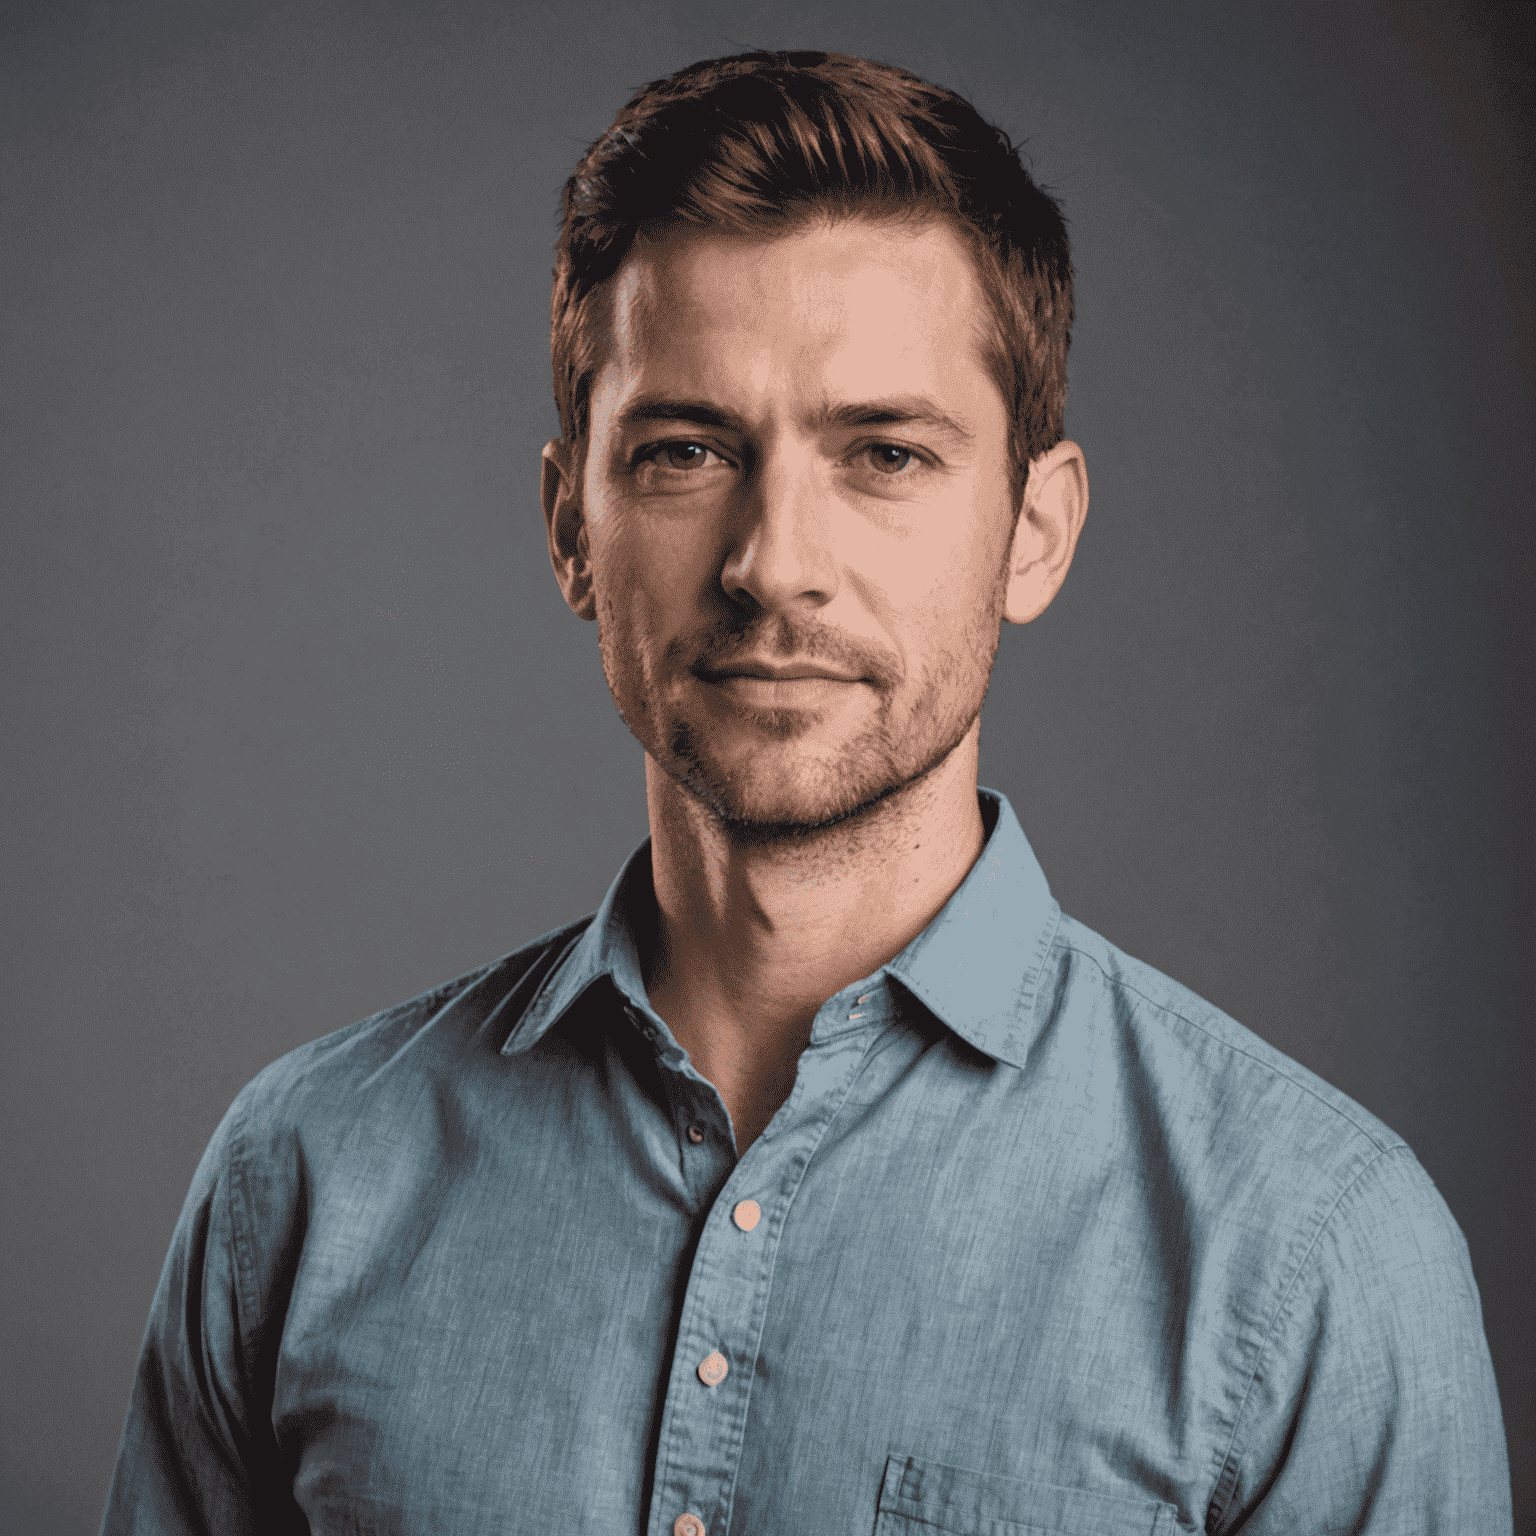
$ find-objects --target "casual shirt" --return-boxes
[102,789,1511,1534]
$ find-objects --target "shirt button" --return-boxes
[686,1125,704,1144]
[732,1199,761,1232]
[696,1350,729,1386]
[674,1516,706,1536]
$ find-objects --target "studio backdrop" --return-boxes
[3,1,1530,1531]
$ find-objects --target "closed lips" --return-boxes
[704,664,862,682]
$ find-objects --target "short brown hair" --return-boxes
[550,50,1073,504]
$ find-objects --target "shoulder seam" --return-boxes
[270,920,602,1083]
[1205,1143,1416,1533]
[1054,937,1399,1151]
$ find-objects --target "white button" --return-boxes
[674,1516,706,1536]
[697,1350,728,1386]
[732,1199,761,1232]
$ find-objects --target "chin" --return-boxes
[661,718,953,841]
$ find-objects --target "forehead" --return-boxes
[593,215,1001,420]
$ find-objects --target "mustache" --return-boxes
[683,615,899,689]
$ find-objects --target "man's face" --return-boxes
[563,215,1021,833]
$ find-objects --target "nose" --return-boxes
[718,448,838,614]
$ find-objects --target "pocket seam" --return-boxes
[878,1451,1180,1536]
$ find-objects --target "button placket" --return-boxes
[645,1021,881,1536]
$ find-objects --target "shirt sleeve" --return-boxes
[1209,1143,1512,1534]
[100,1085,305,1535]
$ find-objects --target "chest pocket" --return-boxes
[876,1455,1184,1536]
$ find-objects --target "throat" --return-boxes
[646,964,815,1158]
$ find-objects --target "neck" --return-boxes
[641,724,987,1150]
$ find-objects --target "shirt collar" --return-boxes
[501,786,1060,1071]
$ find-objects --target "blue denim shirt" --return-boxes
[103,790,1510,1534]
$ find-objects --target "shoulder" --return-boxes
[1044,910,1405,1160]
[222,914,594,1158]
[1035,911,1462,1325]
[1040,917,1506,1525]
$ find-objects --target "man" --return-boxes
[103,50,1510,1535]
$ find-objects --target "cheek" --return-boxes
[590,511,715,636]
[872,522,1003,631]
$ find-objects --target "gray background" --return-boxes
[3,0,1531,1530]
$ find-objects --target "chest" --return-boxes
[269,1026,1207,1534]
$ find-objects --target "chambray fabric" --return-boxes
[103,790,1511,1535]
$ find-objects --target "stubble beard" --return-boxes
[595,596,1005,846]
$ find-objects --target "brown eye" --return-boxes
[632,439,732,493]
[869,444,914,473]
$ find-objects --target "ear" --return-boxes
[1001,440,1089,626]
[541,438,597,621]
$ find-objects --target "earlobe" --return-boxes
[541,438,597,622]
[1001,440,1089,626]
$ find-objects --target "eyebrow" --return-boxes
[817,396,975,443]
[615,394,975,444]
[618,397,739,433]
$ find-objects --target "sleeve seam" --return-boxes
[1204,1142,1415,1533]
[227,1090,262,1402]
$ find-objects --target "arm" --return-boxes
[1210,1145,1511,1534]
[100,1087,304,1535]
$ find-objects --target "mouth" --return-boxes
[695,662,867,712]
[697,659,865,684]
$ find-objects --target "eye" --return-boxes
[641,441,724,472]
[630,439,735,493]
[866,443,916,474]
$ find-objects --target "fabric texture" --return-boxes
[101,790,1512,1535]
